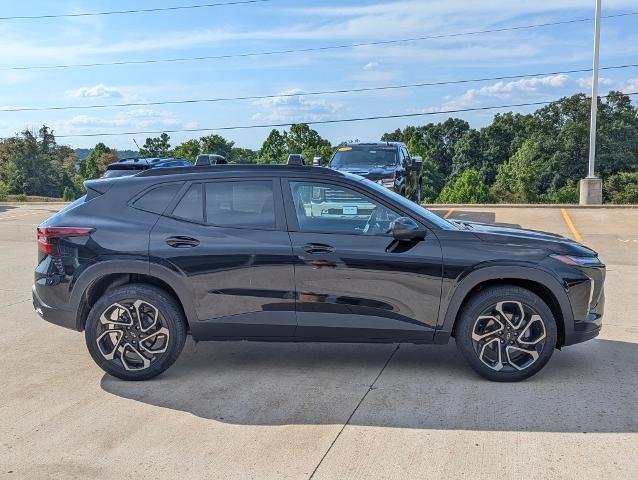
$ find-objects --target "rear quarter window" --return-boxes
[132,183,183,214]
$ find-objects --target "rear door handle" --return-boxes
[166,236,200,248]
[303,243,335,254]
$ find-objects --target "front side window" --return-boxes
[290,181,400,235]
[205,181,275,228]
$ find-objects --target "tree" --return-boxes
[258,129,287,164]
[173,139,200,162]
[80,142,118,180]
[230,147,258,164]
[604,172,638,204]
[200,134,235,159]
[284,124,333,163]
[139,133,171,157]
[491,139,548,203]
[437,170,492,204]
[450,129,485,183]
[0,126,76,198]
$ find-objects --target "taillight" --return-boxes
[37,227,94,255]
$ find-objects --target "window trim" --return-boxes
[282,178,407,237]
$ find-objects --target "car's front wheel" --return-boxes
[455,285,557,381]
[85,284,187,381]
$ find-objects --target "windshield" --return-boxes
[330,147,397,168]
[359,177,458,230]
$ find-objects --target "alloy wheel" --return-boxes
[471,300,547,372]
[95,299,170,371]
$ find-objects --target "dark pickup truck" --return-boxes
[327,142,423,203]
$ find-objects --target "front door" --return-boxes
[149,178,296,339]
[283,179,443,341]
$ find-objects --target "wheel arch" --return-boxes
[71,260,197,331]
[435,266,573,347]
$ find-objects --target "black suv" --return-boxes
[102,157,192,178]
[328,142,423,202]
[33,165,605,381]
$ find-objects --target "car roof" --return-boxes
[343,141,406,148]
[112,157,189,167]
[137,163,345,179]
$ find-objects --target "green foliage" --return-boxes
[16,193,27,202]
[172,139,200,162]
[62,186,75,202]
[79,142,118,181]
[437,170,492,204]
[491,140,547,203]
[200,134,235,159]
[604,172,638,204]
[0,182,8,201]
[544,181,579,204]
[258,125,333,164]
[139,133,171,157]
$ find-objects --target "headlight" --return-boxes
[377,177,395,187]
[550,254,602,266]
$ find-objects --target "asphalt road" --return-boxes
[1,203,637,479]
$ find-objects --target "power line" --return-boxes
[53,91,638,139]
[2,63,637,113]
[4,11,636,71]
[0,0,273,20]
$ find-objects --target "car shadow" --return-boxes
[102,338,638,433]
[0,204,18,214]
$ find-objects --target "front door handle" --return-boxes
[303,243,335,254]
[166,236,200,248]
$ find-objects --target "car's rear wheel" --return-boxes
[85,284,187,381]
[455,285,557,381]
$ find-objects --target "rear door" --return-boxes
[149,177,296,339]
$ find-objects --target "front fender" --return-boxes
[433,265,574,345]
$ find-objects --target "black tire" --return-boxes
[85,284,187,381]
[455,285,557,382]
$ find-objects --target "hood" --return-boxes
[456,221,597,256]
[330,165,395,180]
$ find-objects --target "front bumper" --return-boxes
[32,284,78,331]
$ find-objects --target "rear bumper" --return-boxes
[32,284,78,331]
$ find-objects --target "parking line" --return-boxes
[443,208,457,219]
[560,208,583,242]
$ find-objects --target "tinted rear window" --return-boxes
[172,184,203,222]
[133,183,182,214]
[205,181,275,228]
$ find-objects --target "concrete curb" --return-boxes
[0,202,70,206]
[422,203,638,209]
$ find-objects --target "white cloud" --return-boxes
[56,108,196,133]
[66,84,124,99]
[575,77,616,89]
[251,89,341,123]
[432,74,572,110]
[363,62,379,70]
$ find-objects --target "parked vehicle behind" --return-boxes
[102,157,192,178]
[328,142,423,202]
[33,164,605,382]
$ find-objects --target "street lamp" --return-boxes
[580,0,603,204]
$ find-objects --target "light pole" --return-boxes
[580,0,603,204]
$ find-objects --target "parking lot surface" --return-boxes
[1,202,637,479]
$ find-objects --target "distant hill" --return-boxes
[74,148,139,160]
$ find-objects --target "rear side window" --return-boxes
[205,181,275,228]
[172,184,203,222]
[133,183,182,214]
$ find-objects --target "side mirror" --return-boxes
[411,156,423,171]
[389,217,426,241]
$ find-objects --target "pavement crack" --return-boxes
[308,344,400,480]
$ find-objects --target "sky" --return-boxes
[0,0,637,151]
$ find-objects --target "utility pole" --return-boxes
[580,0,603,204]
